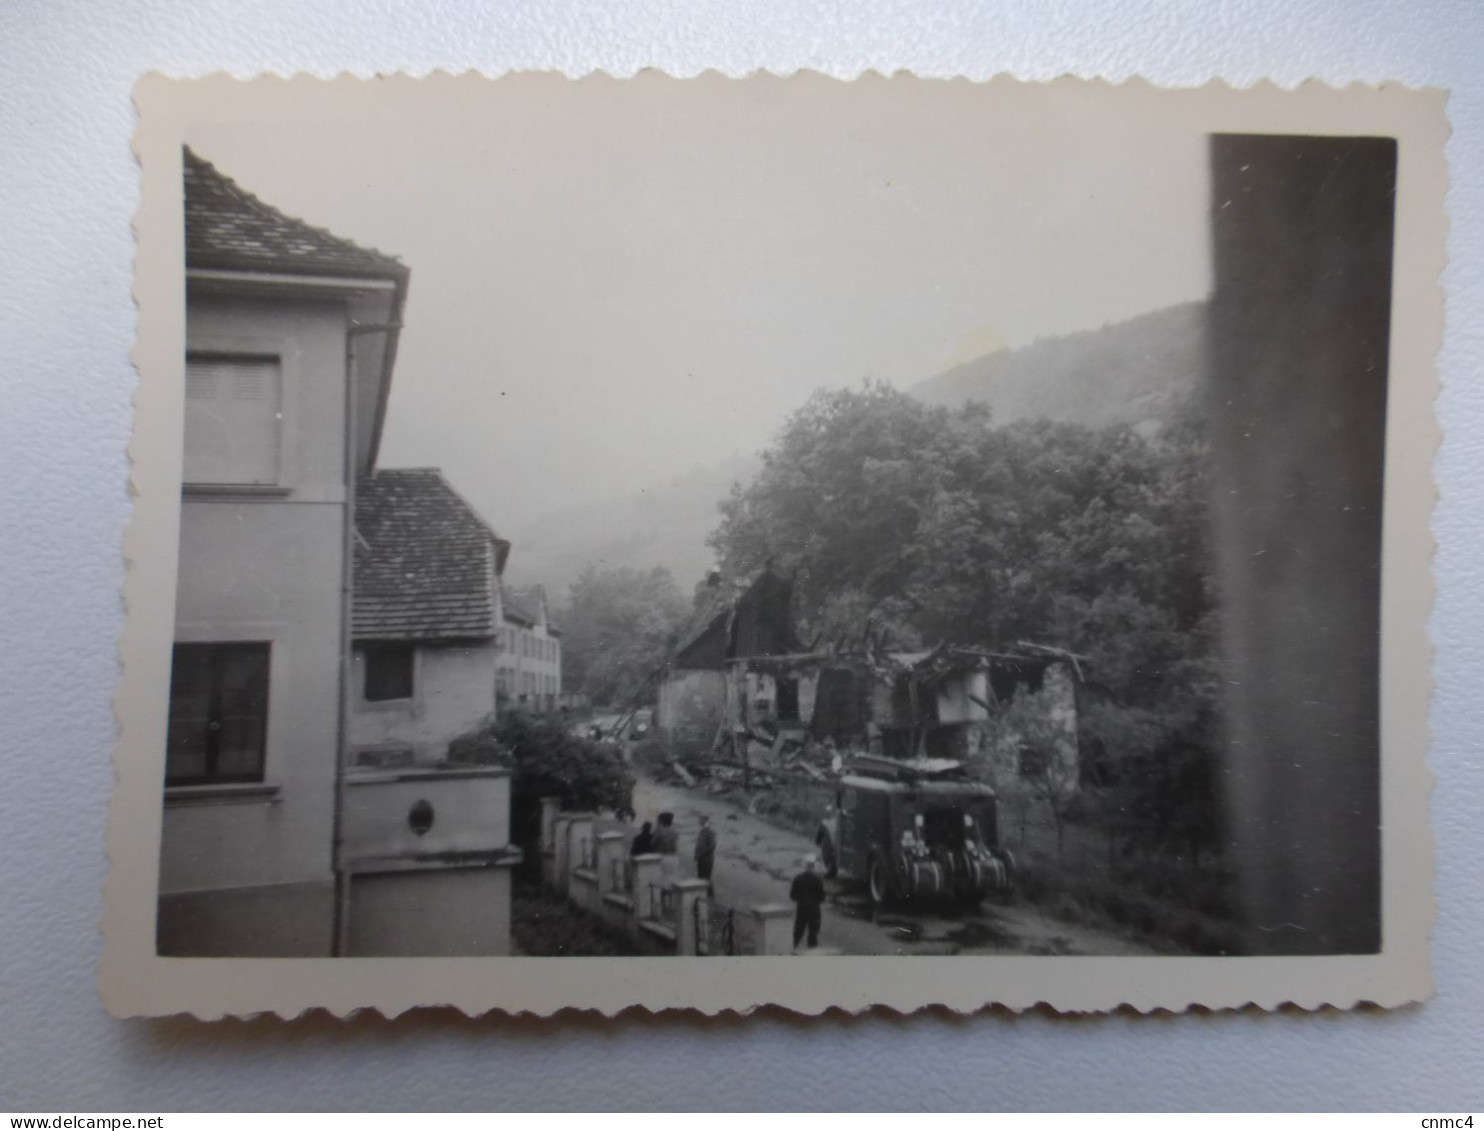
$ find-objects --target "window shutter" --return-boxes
[184,356,282,484]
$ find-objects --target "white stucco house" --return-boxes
[496,584,563,715]
[351,467,512,765]
[158,149,516,958]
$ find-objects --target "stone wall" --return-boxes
[538,797,794,956]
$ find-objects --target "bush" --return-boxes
[451,712,635,873]
[511,889,640,957]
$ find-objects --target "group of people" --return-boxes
[629,811,717,891]
[627,807,829,952]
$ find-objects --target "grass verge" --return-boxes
[511,887,641,957]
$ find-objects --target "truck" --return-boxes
[831,755,1013,906]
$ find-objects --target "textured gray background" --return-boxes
[1,0,1480,1112]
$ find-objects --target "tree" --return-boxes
[558,565,691,707]
[449,712,635,875]
[986,684,1081,858]
[710,381,997,646]
[708,381,1224,853]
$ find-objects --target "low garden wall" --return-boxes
[538,798,794,956]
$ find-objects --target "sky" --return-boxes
[188,77,1213,531]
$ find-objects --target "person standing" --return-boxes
[814,805,839,879]
[693,814,717,893]
[630,820,655,857]
[789,854,827,951]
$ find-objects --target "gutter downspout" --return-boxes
[331,318,403,957]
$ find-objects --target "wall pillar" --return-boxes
[672,878,711,956]
[539,797,561,852]
[595,830,627,897]
[750,903,795,956]
[565,815,595,877]
[631,854,664,920]
[550,815,573,894]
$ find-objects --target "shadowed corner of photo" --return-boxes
[1208,132,1396,956]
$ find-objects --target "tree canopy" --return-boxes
[449,712,635,870]
[708,381,1219,771]
[558,564,692,707]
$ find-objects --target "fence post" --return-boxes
[595,830,627,897]
[550,815,573,894]
[750,903,795,956]
[566,814,594,876]
[673,878,711,956]
[539,797,561,851]
[631,854,664,919]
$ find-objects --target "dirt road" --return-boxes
[630,773,1159,956]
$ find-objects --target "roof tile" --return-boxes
[353,469,507,642]
[184,147,407,279]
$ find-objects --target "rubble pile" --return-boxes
[654,722,850,795]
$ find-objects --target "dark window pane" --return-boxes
[165,642,270,785]
[364,645,414,701]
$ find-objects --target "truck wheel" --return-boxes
[868,857,891,905]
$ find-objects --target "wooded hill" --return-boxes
[508,302,1207,602]
[911,301,1207,430]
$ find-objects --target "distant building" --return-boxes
[497,584,563,714]
[158,149,515,959]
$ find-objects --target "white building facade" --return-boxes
[496,585,563,714]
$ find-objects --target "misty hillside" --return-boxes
[502,453,761,601]
[506,303,1206,601]
[911,301,1207,428]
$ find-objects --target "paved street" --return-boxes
[630,773,1159,957]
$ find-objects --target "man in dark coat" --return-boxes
[653,811,680,881]
[789,854,827,950]
[814,806,839,879]
[693,814,717,893]
[630,820,655,857]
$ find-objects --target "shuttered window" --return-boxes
[183,355,282,485]
[166,643,271,786]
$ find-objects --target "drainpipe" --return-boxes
[332,318,403,957]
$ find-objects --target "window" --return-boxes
[184,355,282,485]
[166,643,271,786]
[364,645,415,702]
[775,677,800,722]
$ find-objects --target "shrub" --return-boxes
[451,712,635,874]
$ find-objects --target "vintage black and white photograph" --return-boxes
[106,73,1441,1017]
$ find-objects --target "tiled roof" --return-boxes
[671,570,803,669]
[184,147,407,279]
[353,469,510,642]
[671,583,736,669]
